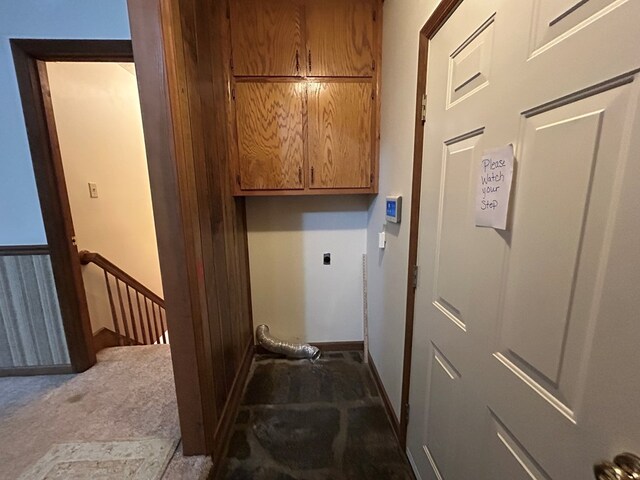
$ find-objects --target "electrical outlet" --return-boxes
[323,253,331,265]
[88,182,98,198]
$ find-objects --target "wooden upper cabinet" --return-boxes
[308,82,372,188]
[235,82,305,190]
[227,0,380,195]
[229,0,304,76]
[305,0,375,77]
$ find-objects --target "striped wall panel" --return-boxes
[0,254,70,368]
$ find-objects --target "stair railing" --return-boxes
[79,250,168,346]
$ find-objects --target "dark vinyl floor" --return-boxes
[220,351,414,480]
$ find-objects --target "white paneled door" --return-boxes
[407,1,640,479]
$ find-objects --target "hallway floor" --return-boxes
[221,351,414,480]
[0,346,210,480]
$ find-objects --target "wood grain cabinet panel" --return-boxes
[308,82,372,189]
[306,0,375,77]
[229,0,304,77]
[235,82,305,190]
[227,0,381,195]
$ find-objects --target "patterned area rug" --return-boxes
[18,438,178,480]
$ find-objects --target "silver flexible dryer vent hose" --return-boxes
[256,325,321,361]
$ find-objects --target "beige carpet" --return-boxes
[0,346,211,480]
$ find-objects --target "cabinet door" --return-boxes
[305,0,375,77]
[235,82,304,190]
[308,82,372,189]
[229,0,304,76]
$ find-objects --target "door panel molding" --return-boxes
[529,0,622,57]
[433,132,484,332]
[490,410,552,480]
[423,342,462,480]
[447,14,495,107]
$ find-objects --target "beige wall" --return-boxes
[246,196,368,344]
[47,62,162,334]
[245,0,443,401]
[366,0,441,417]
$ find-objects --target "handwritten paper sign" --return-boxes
[475,145,514,230]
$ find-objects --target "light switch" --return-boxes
[88,182,98,198]
[378,231,386,249]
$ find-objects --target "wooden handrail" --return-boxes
[79,250,167,346]
[79,250,164,306]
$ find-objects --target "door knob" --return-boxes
[594,453,640,479]
[594,462,630,480]
[614,453,640,479]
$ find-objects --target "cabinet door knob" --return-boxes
[298,167,302,184]
[308,50,312,73]
[311,166,315,185]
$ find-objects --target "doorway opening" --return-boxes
[2,39,212,478]
[10,28,256,456]
[11,40,168,372]
[45,60,168,352]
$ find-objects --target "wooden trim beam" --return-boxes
[255,341,365,356]
[235,188,377,197]
[127,0,212,455]
[312,341,364,352]
[93,327,142,352]
[211,339,254,476]
[399,0,464,449]
[420,0,463,37]
[0,245,49,256]
[368,351,401,441]
[10,39,133,62]
[0,364,74,377]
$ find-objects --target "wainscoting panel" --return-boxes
[0,253,70,368]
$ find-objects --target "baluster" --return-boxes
[152,302,162,344]
[104,271,121,342]
[126,285,139,345]
[135,291,148,345]
[115,278,131,346]
[144,297,157,344]
[160,308,168,344]
[158,306,166,344]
